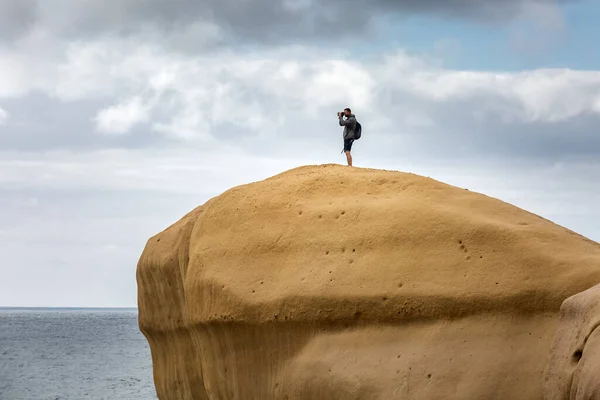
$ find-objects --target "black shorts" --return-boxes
[343,138,354,152]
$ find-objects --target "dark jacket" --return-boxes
[339,114,356,140]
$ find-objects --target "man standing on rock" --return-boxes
[338,107,357,167]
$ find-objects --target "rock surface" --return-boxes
[544,283,600,399]
[136,164,600,400]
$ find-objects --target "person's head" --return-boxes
[343,108,352,117]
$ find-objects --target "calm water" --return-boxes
[0,308,157,400]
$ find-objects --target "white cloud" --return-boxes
[0,107,8,125]
[94,96,151,134]
[3,41,598,140]
[0,33,598,150]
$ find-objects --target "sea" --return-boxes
[0,308,157,400]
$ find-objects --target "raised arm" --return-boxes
[339,115,356,127]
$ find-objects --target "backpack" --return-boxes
[354,121,362,140]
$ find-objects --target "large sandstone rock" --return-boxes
[136,164,600,400]
[544,283,600,399]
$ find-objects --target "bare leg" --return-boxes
[345,150,353,166]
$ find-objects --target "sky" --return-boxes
[1,0,599,307]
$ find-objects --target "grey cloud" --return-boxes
[0,94,169,152]
[0,0,37,42]
[352,86,600,164]
[401,98,600,161]
[7,0,576,46]
[35,0,372,45]
[4,90,600,165]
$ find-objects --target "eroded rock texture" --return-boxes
[136,164,600,400]
[544,283,600,399]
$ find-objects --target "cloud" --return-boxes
[94,96,151,134]
[0,0,37,41]
[1,0,575,48]
[0,107,9,126]
[2,38,600,162]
